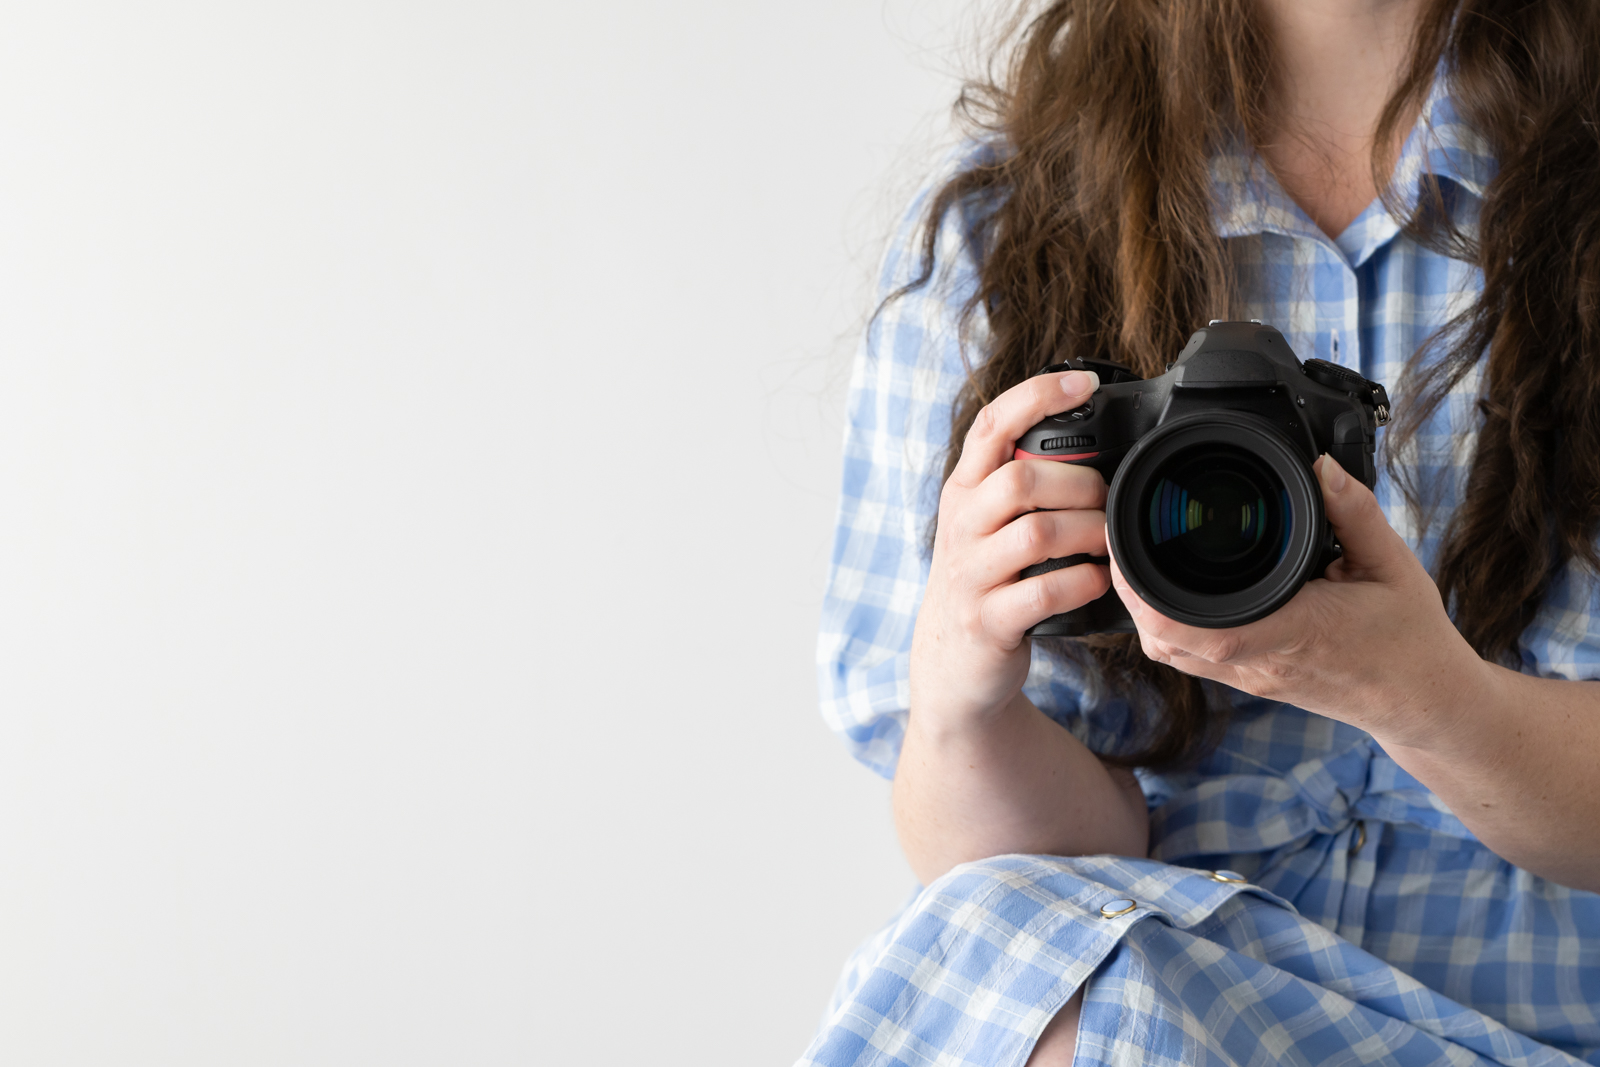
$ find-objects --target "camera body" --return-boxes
[1015,321,1389,635]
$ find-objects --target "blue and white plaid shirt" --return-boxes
[806,72,1600,1067]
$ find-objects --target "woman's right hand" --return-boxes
[896,370,1150,881]
[909,369,1111,731]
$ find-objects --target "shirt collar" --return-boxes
[1210,61,1496,264]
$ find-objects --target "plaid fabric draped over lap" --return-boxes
[805,72,1600,1067]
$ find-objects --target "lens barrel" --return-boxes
[1106,413,1324,628]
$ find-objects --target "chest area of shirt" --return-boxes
[1225,230,1485,565]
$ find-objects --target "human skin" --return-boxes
[1112,455,1600,893]
[896,369,1147,887]
[905,374,1600,1066]
[895,1,1600,1062]
[1254,0,1434,236]
[896,0,1443,889]
[896,369,1136,1064]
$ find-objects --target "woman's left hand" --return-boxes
[1111,455,1488,749]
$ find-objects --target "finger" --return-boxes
[962,457,1107,535]
[971,508,1107,587]
[980,561,1111,643]
[1107,551,1286,665]
[1314,455,1408,580]
[949,370,1099,489]
[1107,555,1231,668]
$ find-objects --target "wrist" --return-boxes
[906,686,1034,749]
[1363,637,1497,756]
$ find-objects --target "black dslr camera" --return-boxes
[1015,321,1389,635]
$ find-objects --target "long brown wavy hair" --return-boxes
[901,0,1600,768]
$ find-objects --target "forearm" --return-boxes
[893,690,1149,887]
[1380,663,1600,893]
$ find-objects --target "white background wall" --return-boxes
[0,2,981,1063]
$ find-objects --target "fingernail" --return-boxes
[1062,370,1100,396]
[1319,453,1347,493]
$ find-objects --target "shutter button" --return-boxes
[1208,870,1247,884]
[1099,899,1137,919]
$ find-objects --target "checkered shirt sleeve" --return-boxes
[815,147,1099,779]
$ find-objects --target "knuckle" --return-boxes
[1254,661,1290,693]
[1076,467,1111,502]
[937,480,961,515]
[960,600,989,638]
[1137,612,1170,644]
[995,459,1032,498]
[972,403,1000,441]
[1086,563,1112,596]
[948,548,985,592]
[944,468,976,492]
[1023,574,1051,616]
[1011,512,1047,557]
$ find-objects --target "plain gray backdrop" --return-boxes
[0,2,984,1063]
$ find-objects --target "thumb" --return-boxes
[1314,454,1403,577]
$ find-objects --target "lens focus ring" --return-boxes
[1106,413,1323,629]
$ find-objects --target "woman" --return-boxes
[806,1,1600,1064]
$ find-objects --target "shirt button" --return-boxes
[1208,870,1247,884]
[1099,898,1138,919]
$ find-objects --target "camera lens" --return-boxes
[1105,413,1323,628]
[1142,446,1289,595]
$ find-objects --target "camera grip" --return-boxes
[1018,554,1135,636]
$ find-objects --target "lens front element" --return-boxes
[1106,413,1323,628]
[1143,446,1290,595]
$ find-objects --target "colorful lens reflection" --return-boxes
[1139,445,1292,595]
[1148,479,1269,551]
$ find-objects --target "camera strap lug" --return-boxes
[1369,382,1391,425]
